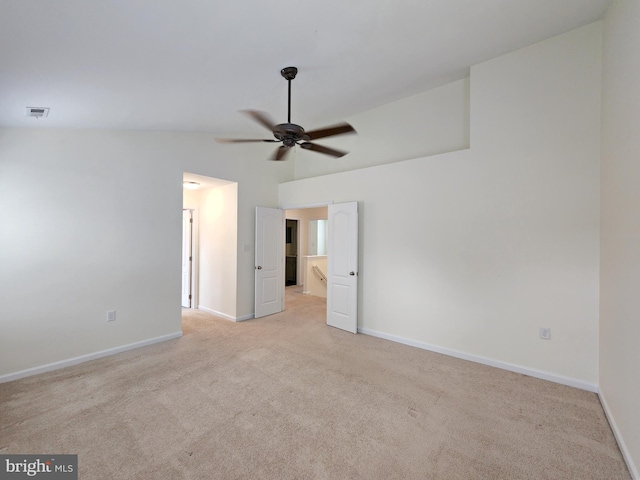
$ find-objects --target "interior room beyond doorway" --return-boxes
[284,206,329,305]
[182,172,238,321]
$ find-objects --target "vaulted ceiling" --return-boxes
[0,0,611,135]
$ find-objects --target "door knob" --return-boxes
[349,271,355,276]
[256,266,262,270]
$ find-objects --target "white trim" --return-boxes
[198,305,236,322]
[190,208,199,309]
[182,208,195,309]
[0,331,183,384]
[197,305,254,322]
[279,201,334,210]
[358,327,598,393]
[599,389,639,480]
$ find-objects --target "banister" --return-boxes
[312,264,327,283]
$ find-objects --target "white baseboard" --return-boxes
[0,331,183,384]
[599,389,639,480]
[358,327,598,393]
[198,305,236,321]
[197,305,254,322]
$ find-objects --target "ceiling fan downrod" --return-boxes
[280,66,298,124]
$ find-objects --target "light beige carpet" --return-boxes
[0,287,630,479]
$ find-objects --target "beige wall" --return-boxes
[280,23,602,388]
[304,256,327,298]
[285,207,328,256]
[184,183,239,319]
[600,0,640,476]
[182,188,200,208]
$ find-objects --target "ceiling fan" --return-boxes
[216,66,356,161]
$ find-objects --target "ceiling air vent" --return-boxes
[26,107,50,118]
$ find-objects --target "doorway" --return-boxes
[285,219,298,286]
[256,202,359,333]
[182,172,238,318]
[284,206,329,302]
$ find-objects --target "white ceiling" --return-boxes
[0,0,611,136]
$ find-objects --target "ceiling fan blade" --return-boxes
[305,122,356,140]
[299,142,347,158]
[242,110,277,132]
[215,138,278,143]
[270,145,291,161]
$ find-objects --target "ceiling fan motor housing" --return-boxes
[273,123,310,147]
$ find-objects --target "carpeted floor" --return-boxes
[0,287,631,479]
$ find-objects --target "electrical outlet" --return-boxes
[107,310,116,322]
[540,327,551,340]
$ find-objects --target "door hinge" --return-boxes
[189,294,192,300]
[189,256,192,261]
[190,218,193,223]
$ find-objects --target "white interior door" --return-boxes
[255,207,284,318]
[327,201,358,333]
[181,209,192,308]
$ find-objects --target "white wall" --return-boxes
[0,129,291,377]
[600,0,640,476]
[280,23,602,387]
[293,78,470,180]
[467,22,602,384]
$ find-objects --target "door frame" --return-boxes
[284,216,303,286]
[280,202,334,306]
[182,209,193,308]
[182,208,199,309]
[279,200,358,333]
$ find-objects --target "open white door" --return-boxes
[327,201,358,333]
[255,207,284,318]
[181,209,192,308]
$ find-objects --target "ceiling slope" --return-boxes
[0,0,611,133]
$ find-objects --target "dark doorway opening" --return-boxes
[285,219,298,286]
